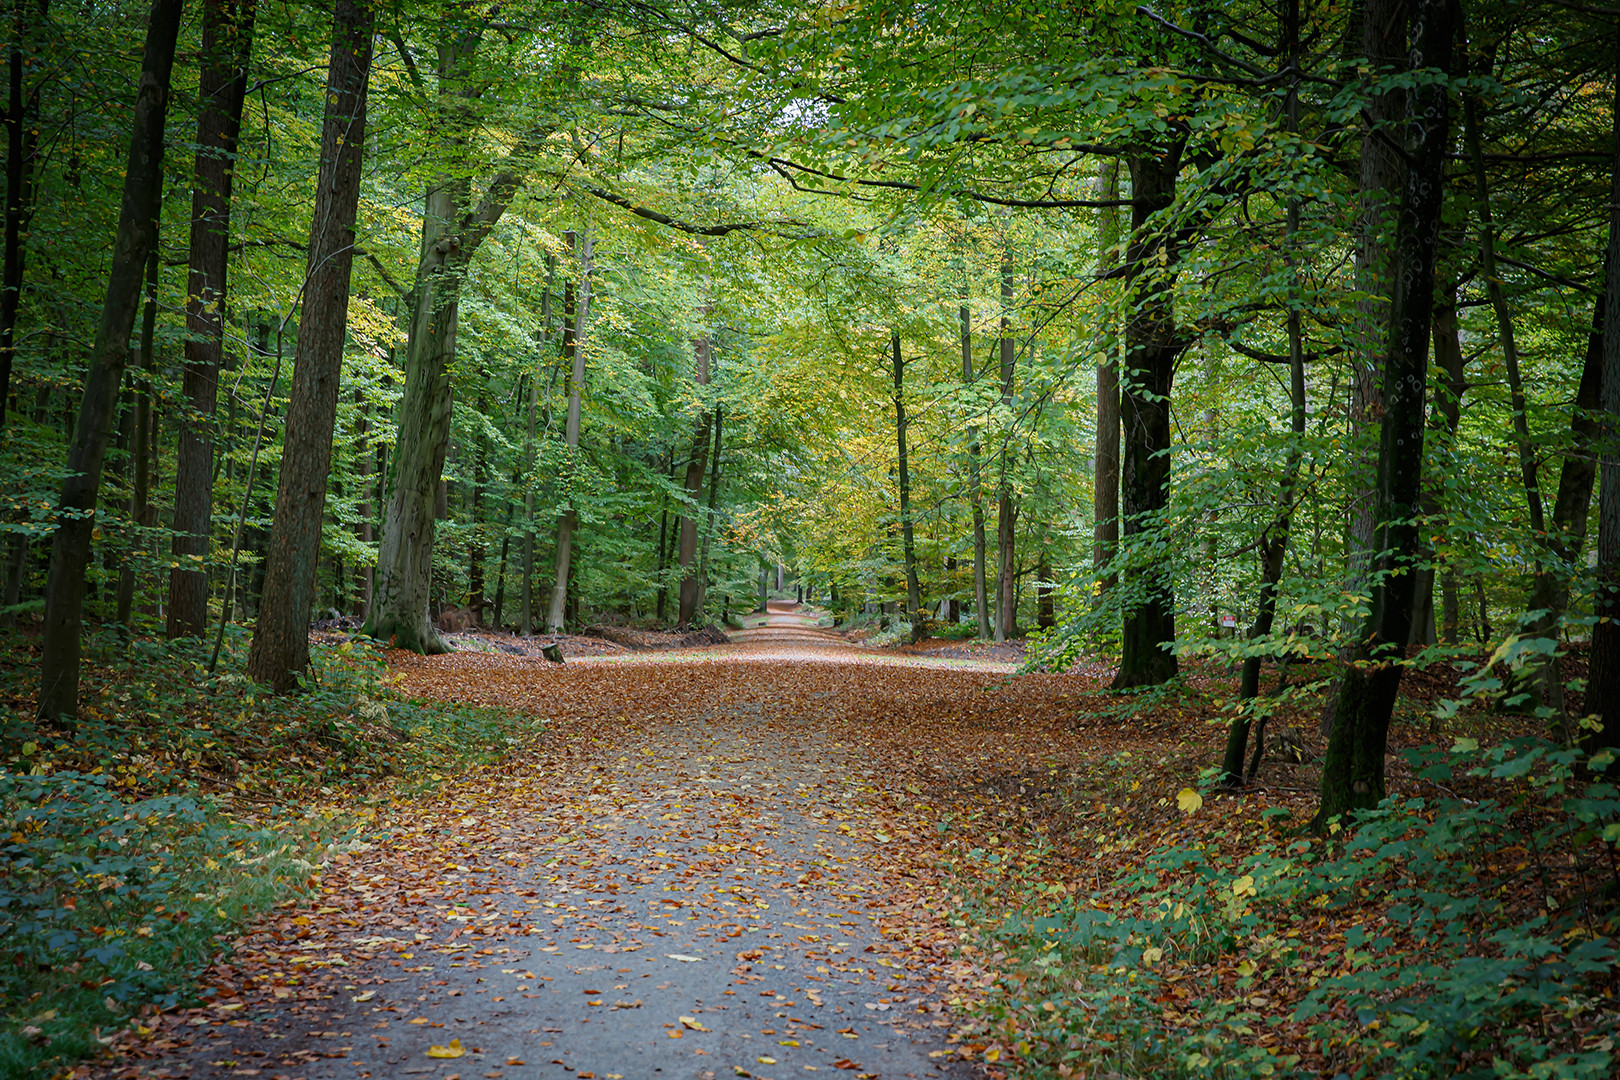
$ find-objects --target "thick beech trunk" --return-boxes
[244,0,373,693]
[1316,0,1453,824]
[892,334,922,638]
[166,0,256,638]
[1585,27,1620,756]
[0,0,45,428]
[1093,157,1121,587]
[547,232,591,634]
[363,75,536,653]
[676,333,712,627]
[1346,0,1412,591]
[1112,149,1183,689]
[36,0,182,722]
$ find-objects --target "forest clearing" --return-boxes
[4,0,1620,1077]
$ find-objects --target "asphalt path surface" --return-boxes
[124,605,989,1080]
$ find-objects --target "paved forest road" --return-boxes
[118,609,1098,1080]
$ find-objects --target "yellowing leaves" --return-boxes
[1176,788,1203,815]
[425,1038,465,1059]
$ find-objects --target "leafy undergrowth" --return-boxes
[0,628,531,1080]
[912,668,1620,1080]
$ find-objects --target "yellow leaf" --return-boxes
[1176,788,1203,815]
[1142,946,1163,966]
[1232,875,1257,898]
[426,1039,464,1059]
[778,1039,799,1046]
[757,1056,778,1064]
[679,1016,706,1031]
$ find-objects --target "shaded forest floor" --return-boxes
[6,609,1615,1080]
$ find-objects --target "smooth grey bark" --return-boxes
[1093,157,1121,588]
[547,230,591,634]
[353,389,372,617]
[36,0,183,722]
[892,333,922,640]
[244,0,373,693]
[166,0,257,638]
[522,256,555,636]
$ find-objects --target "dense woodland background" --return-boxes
[4,0,1620,806]
[5,1,1620,1077]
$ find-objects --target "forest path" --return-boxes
[116,648,1127,1080]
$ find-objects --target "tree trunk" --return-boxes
[963,300,990,638]
[244,0,373,693]
[892,333,923,640]
[1315,0,1453,825]
[1224,8,1308,783]
[1345,0,1412,599]
[36,0,183,722]
[1112,147,1184,689]
[995,254,1017,641]
[469,382,487,612]
[166,0,256,638]
[677,330,713,627]
[353,389,373,617]
[522,260,554,636]
[1093,157,1121,588]
[115,247,161,628]
[0,0,46,429]
[1036,549,1055,630]
[547,230,591,635]
[1584,23,1620,756]
[696,403,723,619]
[363,33,538,652]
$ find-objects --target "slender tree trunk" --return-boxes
[1224,7,1306,784]
[995,254,1017,641]
[696,404,722,619]
[115,247,161,628]
[1093,157,1121,588]
[547,230,591,634]
[892,333,923,640]
[36,0,182,722]
[1345,0,1413,600]
[655,454,671,623]
[1112,147,1184,689]
[677,327,713,627]
[1316,0,1453,825]
[1584,23,1620,755]
[469,383,486,613]
[522,261,553,636]
[962,300,990,638]
[1036,550,1055,630]
[353,390,372,616]
[1431,293,1466,643]
[244,0,373,693]
[166,0,256,638]
[0,0,45,428]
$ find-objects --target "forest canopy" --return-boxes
[2,0,1619,825]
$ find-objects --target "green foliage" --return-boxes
[0,774,339,1079]
[966,742,1620,1079]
